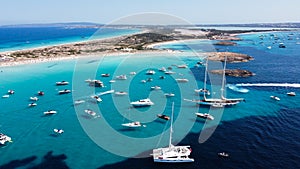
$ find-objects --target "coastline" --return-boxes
[0,28,286,68]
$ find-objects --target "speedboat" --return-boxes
[164,93,175,97]
[194,88,211,95]
[159,76,165,79]
[122,121,143,128]
[195,113,214,120]
[74,100,85,105]
[91,95,102,102]
[130,98,154,107]
[218,152,229,157]
[130,72,136,75]
[279,43,286,48]
[287,92,296,96]
[101,73,110,77]
[146,70,156,75]
[28,103,37,107]
[8,90,15,94]
[157,114,170,121]
[84,109,100,118]
[56,81,69,86]
[177,64,188,68]
[2,95,9,98]
[116,75,127,80]
[141,80,147,83]
[151,86,161,90]
[115,91,128,96]
[159,67,166,72]
[30,97,39,101]
[88,80,104,87]
[164,71,175,75]
[44,110,57,115]
[176,78,189,83]
[109,80,116,83]
[58,89,71,94]
[53,129,64,134]
[0,133,12,145]
[270,95,280,101]
[38,91,44,96]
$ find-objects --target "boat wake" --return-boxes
[236,83,300,88]
[226,84,249,93]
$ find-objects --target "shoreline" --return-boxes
[0,28,286,68]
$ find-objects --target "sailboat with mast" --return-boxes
[197,57,244,107]
[152,102,194,163]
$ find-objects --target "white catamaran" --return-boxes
[152,102,194,163]
[198,57,244,107]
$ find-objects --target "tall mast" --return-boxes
[221,56,227,99]
[203,58,208,100]
[169,102,174,148]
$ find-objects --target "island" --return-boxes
[0,26,285,67]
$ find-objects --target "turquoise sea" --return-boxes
[1,27,300,169]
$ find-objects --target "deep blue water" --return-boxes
[0,28,300,169]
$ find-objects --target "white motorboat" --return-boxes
[130,98,154,107]
[130,72,136,75]
[121,121,143,128]
[287,92,296,96]
[218,152,229,157]
[164,93,175,97]
[37,91,44,96]
[56,81,69,86]
[177,64,188,68]
[175,78,189,83]
[91,95,102,102]
[116,75,127,80]
[153,102,194,163]
[44,110,57,115]
[194,88,211,95]
[109,80,116,83]
[151,86,161,90]
[101,73,110,77]
[74,100,85,105]
[54,129,64,134]
[164,71,176,75]
[270,95,280,101]
[8,90,15,94]
[58,89,71,95]
[115,91,128,96]
[84,109,100,118]
[2,95,9,98]
[146,70,156,75]
[157,114,170,121]
[28,103,37,107]
[158,67,166,72]
[88,80,104,87]
[0,133,12,145]
[195,113,214,120]
[30,97,39,101]
[141,80,147,83]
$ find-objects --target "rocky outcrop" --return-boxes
[210,69,255,77]
[205,52,254,63]
[214,41,237,46]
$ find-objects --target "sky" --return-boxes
[0,0,300,25]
